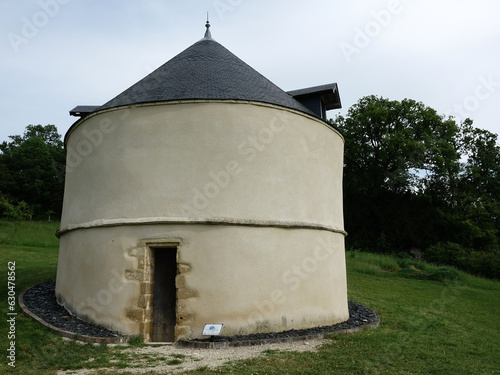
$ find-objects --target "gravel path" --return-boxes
[22,280,379,374]
[57,338,329,375]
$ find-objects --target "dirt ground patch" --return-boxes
[57,337,327,374]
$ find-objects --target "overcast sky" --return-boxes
[1,0,499,144]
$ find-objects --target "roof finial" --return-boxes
[204,12,212,39]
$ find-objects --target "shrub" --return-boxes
[0,194,33,220]
[426,242,467,266]
[464,251,500,279]
[428,266,461,282]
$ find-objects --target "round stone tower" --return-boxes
[56,23,348,342]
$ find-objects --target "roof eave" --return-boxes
[287,83,342,110]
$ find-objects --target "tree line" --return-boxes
[0,125,64,221]
[1,96,499,278]
[331,95,500,279]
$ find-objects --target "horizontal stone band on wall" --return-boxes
[56,217,347,238]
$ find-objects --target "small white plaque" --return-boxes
[202,324,223,336]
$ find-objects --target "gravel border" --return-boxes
[20,280,129,344]
[20,280,379,347]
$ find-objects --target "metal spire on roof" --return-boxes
[204,12,212,39]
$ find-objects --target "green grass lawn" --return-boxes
[1,220,499,374]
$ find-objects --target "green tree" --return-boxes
[6,124,64,149]
[455,119,500,251]
[331,96,461,252]
[333,96,460,196]
[331,96,500,278]
[0,125,65,219]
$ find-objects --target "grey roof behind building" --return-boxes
[287,83,341,110]
[69,105,100,117]
[98,36,316,116]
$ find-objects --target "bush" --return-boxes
[428,266,461,282]
[0,194,33,220]
[426,242,500,280]
[464,251,500,279]
[426,242,468,266]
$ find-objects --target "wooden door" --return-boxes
[152,248,177,342]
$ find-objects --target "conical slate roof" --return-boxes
[99,34,314,116]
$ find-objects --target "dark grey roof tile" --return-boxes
[99,38,315,116]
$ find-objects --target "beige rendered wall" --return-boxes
[56,101,348,340]
[56,224,348,340]
[59,102,344,232]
